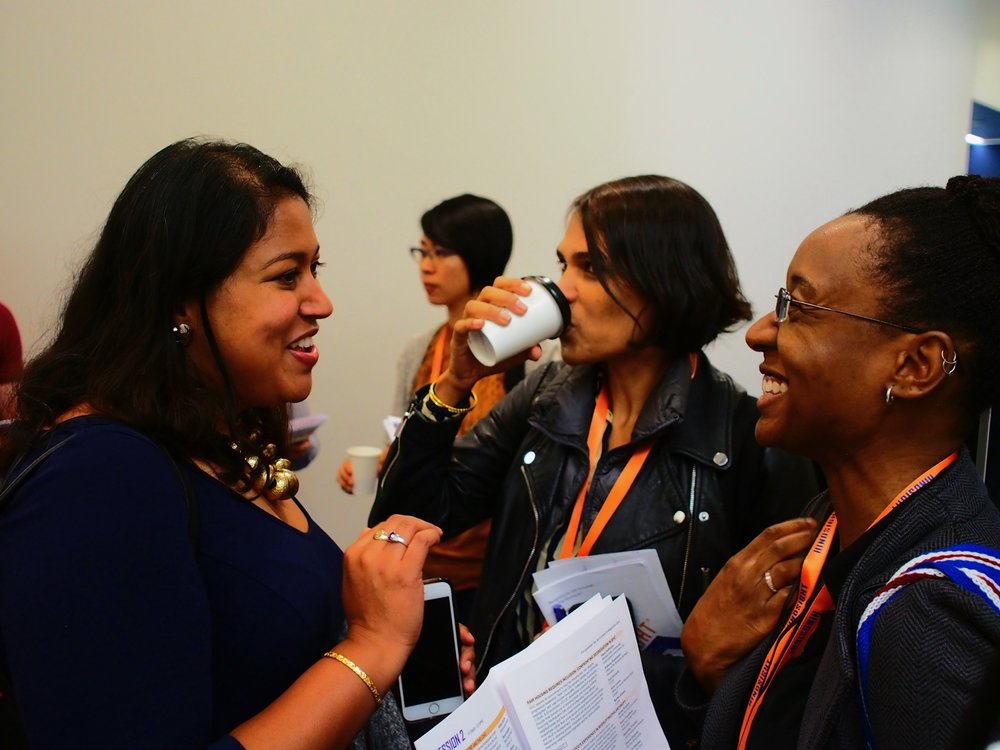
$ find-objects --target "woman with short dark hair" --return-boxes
[370,174,820,747]
[419,193,513,293]
[337,193,534,623]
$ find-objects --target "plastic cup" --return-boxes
[347,445,382,495]
[467,276,570,367]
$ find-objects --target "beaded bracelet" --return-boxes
[428,381,478,415]
[323,650,382,706]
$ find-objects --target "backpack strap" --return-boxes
[1,432,199,547]
[0,434,78,509]
[855,544,1000,749]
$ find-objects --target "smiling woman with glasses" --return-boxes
[680,175,1000,750]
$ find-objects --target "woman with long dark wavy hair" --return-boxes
[0,138,462,749]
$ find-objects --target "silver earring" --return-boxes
[885,385,894,405]
[172,322,192,346]
[941,350,958,376]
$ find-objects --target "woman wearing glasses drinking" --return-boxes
[680,175,1000,750]
[338,194,553,621]
[370,175,821,748]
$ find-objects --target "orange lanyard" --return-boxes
[430,326,449,382]
[558,383,653,559]
[737,451,959,749]
[558,353,697,560]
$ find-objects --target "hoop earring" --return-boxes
[172,323,192,346]
[885,385,894,405]
[941,349,958,376]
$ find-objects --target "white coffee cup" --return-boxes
[468,276,570,367]
[347,445,382,495]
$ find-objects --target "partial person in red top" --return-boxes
[0,301,24,420]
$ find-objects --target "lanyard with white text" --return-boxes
[736,450,960,750]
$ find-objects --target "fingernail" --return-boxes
[499,309,512,322]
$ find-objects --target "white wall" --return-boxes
[0,0,986,544]
[974,0,1000,109]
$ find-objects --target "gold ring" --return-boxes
[764,569,778,594]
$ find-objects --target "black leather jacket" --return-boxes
[371,354,819,745]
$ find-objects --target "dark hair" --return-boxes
[571,175,752,353]
[420,194,513,292]
[1,138,312,475]
[849,175,1000,416]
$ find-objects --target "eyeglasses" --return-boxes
[410,246,458,263]
[774,287,925,333]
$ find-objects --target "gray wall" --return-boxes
[0,0,991,542]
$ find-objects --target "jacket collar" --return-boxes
[528,351,741,469]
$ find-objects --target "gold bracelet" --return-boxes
[323,650,382,706]
[428,381,478,414]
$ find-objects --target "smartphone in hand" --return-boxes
[398,579,465,722]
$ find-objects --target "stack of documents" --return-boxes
[533,549,684,654]
[415,594,671,750]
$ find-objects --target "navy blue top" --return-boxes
[0,417,345,748]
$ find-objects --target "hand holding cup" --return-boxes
[438,276,567,403]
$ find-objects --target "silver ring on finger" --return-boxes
[387,531,408,547]
[764,568,778,594]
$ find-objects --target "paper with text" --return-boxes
[414,595,670,750]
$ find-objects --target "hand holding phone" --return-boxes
[398,579,466,722]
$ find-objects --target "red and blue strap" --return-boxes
[856,544,1000,749]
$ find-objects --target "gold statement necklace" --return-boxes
[229,427,299,502]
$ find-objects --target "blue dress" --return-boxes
[0,417,345,749]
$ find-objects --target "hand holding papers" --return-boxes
[414,595,671,750]
[533,549,684,654]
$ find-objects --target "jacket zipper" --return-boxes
[377,401,415,493]
[477,463,541,674]
[677,464,698,608]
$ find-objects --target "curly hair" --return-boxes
[849,175,1000,416]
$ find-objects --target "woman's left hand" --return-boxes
[458,623,477,696]
[681,517,818,694]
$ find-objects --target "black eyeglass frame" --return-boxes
[774,287,925,334]
[409,246,458,263]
